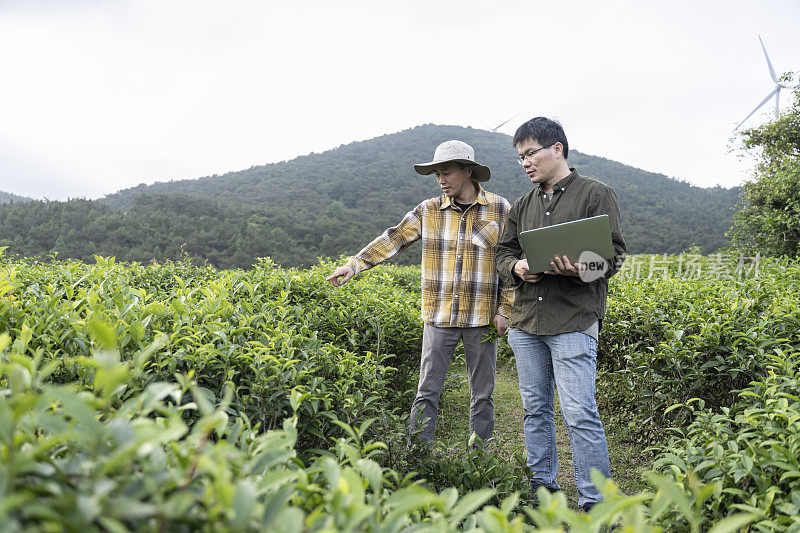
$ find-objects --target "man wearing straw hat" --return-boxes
[327,140,513,447]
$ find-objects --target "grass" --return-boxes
[432,356,651,508]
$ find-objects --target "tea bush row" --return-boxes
[0,254,522,503]
[600,256,800,438]
[0,332,751,532]
[651,348,800,531]
[0,252,781,530]
[0,255,420,454]
[597,255,800,530]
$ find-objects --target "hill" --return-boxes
[0,125,741,268]
[0,190,33,203]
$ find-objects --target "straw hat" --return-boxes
[413,140,491,182]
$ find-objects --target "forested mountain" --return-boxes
[0,190,32,203]
[0,125,741,268]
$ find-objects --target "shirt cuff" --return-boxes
[499,262,523,289]
[506,273,524,289]
[346,256,369,275]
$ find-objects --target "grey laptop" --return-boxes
[519,214,614,273]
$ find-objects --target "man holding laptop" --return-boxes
[495,117,626,512]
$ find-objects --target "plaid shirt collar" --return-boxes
[440,184,489,210]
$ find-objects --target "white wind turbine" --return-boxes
[736,35,796,130]
[484,111,523,133]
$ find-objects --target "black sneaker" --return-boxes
[528,482,558,507]
[526,482,543,507]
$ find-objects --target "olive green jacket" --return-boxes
[495,169,626,336]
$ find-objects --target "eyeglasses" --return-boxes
[517,143,554,165]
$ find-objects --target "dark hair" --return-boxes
[455,161,476,181]
[512,117,569,159]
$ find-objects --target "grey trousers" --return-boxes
[409,324,497,445]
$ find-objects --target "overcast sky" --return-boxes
[1,0,799,200]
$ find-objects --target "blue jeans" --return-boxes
[507,328,611,507]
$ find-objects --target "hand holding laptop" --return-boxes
[547,255,585,276]
[514,254,584,283]
[513,258,543,283]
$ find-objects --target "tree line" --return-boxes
[1,124,744,268]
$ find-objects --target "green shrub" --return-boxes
[0,252,781,531]
[651,349,800,531]
[0,256,404,455]
[267,259,425,394]
[601,256,800,440]
[1,327,739,531]
[0,332,303,531]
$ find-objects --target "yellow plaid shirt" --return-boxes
[347,186,514,328]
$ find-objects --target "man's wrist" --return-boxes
[346,257,365,275]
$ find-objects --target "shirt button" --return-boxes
[538,297,543,301]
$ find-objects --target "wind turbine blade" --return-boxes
[758,34,778,83]
[736,86,780,129]
[493,111,524,131]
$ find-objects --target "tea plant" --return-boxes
[651,348,800,531]
[0,323,735,531]
[0,252,790,530]
[0,256,407,455]
[601,256,800,439]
